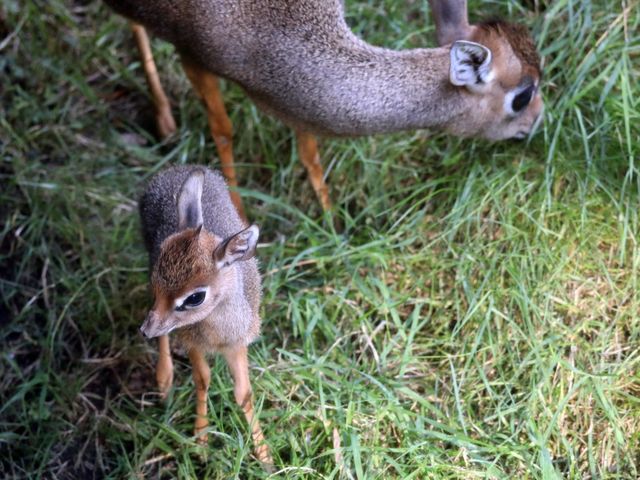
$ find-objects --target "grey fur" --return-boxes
[140,166,245,264]
[106,0,480,136]
[429,0,470,46]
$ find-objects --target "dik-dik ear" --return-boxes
[214,225,259,269]
[429,0,471,46]
[449,40,493,88]
[177,170,205,230]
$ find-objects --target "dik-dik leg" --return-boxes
[130,23,176,139]
[296,131,332,211]
[156,335,174,399]
[223,345,273,465]
[188,348,211,444]
[181,61,245,219]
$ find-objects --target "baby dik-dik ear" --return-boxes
[214,225,259,269]
[449,40,493,89]
[177,170,205,230]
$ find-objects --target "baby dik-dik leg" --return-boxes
[223,345,273,466]
[188,348,211,445]
[296,131,332,212]
[181,61,246,220]
[130,23,177,138]
[156,335,174,399]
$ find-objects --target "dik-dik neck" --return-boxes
[233,36,469,137]
[109,0,471,137]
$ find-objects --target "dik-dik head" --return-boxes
[430,0,543,140]
[140,171,259,338]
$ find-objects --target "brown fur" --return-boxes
[153,228,215,298]
[477,20,541,77]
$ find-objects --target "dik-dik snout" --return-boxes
[140,310,163,338]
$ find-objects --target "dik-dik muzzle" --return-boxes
[140,308,195,339]
[140,310,164,338]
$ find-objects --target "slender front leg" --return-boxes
[156,334,174,399]
[296,131,332,211]
[188,348,211,444]
[181,60,245,220]
[223,345,273,466]
[130,23,177,138]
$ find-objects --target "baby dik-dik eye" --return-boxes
[175,289,207,311]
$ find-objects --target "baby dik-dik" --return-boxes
[138,165,271,464]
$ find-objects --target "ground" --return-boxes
[1,0,639,478]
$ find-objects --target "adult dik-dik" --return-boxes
[107,0,543,214]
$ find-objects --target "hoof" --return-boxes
[194,427,208,446]
[156,109,177,139]
[156,367,173,400]
[255,443,274,471]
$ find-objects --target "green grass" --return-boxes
[1,0,639,478]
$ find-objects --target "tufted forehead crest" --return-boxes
[478,19,541,76]
[152,228,214,295]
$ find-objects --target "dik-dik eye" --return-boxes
[504,77,538,117]
[176,290,206,311]
[511,84,535,113]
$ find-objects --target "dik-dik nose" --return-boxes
[513,97,544,140]
[140,311,160,338]
[140,321,151,338]
[140,324,150,337]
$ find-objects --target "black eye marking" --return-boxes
[176,291,206,311]
[512,84,535,113]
